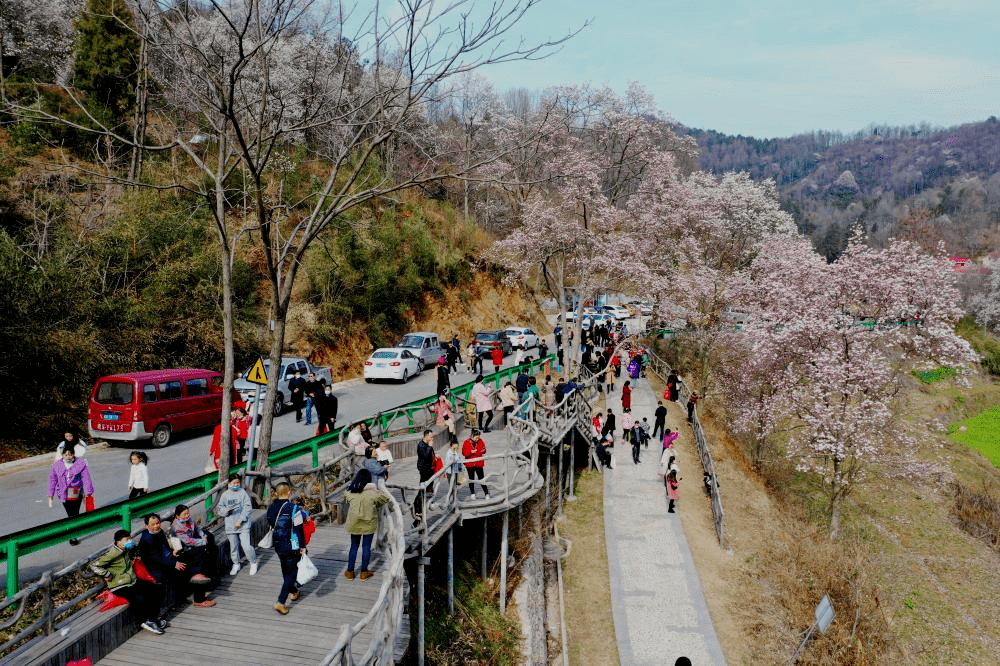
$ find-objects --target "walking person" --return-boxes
[303,372,323,426]
[490,342,504,374]
[288,370,306,423]
[128,451,149,499]
[667,372,679,402]
[687,391,699,423]
[446,342,460,374]
[436,359,451,397]
[653,401,667,441]
[630,421,642,464]
[621,380,632,412]
[470,375,495,432]
[443,439,464,499]
[452,335,463,366]
[219,473,257,576]
[553,324,562,349]
[662,428,679,449]
[556,346,565,370]
[604,362,615,393]
[343,468,390,581]
[538,339,549,363]
[666,468,680,513]
[413,430,436,522]
[466,342,477,374]
[91,530,167,635]
[499,381,517,428]
[601,408,616,439]
[462,429,489,499]
[542,375,556,408]
[47,447,95,545]
[267,483,306,615]
[54,428,88,461]
[315,385,338,436]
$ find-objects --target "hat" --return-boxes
[472,428,481,436]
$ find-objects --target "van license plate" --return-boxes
[103,412,120,421]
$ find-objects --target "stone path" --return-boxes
[603,373,727,666]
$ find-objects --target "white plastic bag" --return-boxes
[257,529,273,549]
[296,554,318,585]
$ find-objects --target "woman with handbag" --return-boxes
[268,483,307,614]
[343,469,390,581]
[47,447,94,545]
[169,504,217,584]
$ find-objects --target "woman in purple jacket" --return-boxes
[47,447,95,545]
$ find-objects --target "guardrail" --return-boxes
[1,356,557,599]
[643,348,726,548]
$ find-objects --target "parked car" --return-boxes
[603,305,631,320]
[364,348,422,383]
[472,330,513,358]
[505,326,539,350]
[396,331,443,370]
[234,356,333,416]
[590,313,615,328]
[88,369,237,448]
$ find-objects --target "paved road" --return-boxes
[0,351,530,585]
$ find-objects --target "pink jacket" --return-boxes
[471,382,494,412]
[662,431,679,449]
[47,458,95,502]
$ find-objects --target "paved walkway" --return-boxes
[603,373,727,666]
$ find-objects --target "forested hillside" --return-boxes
[686,119,1000,261]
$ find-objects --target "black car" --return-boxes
[472,330,513,358]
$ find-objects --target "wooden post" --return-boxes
[482,518,488,580]
[567,431,577,501]
[500,510,509,615]
[448,528,455,615]
[418,556,429,666]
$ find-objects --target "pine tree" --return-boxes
[72,0,139,123]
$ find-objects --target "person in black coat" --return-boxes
[653,401,668,441]
[267,483,306,614]
[302,373,325,426]
[436,362,450,397]
[314,386,338,435]
[288,371,306,422]
[413,430,436,522]
[601,408,616,439]
[446,343,460,374]
[138,513,212,607]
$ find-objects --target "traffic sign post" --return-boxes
[788,594,835,665]
[244,357,268,475]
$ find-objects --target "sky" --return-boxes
[476,0,1000,138]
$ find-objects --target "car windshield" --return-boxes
[398,335,423,348]
[372,351,398,359]
[476,333,498,342]
[242,360,271,377]
[95,381,134,405]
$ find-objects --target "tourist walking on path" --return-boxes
[54,428,88,461]
[653,401,667,441]
[605,363,615,394]
[128,451,149,499]
[343,468,390,581]
[443,440,464,498]
[491,343,504,374]
[543,375,556,407]
[91,529,167,635]
[499,381,517,428]
[436,359,451,396]
[466,342,477,374]
[267,483,306,615]
[219,473,257,576]
[289,371,306,423]
[303,372,324,426]
[47,447,94,544]
[667,372,679,402]
[665,468,680,513]
[470,375,495,432]
[413,430,436,521]
[462,429,489,499]
[601,408,616,439]
[621,380,632,411]
[662,428,679,449]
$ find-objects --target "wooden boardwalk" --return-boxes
[97,525,404,666]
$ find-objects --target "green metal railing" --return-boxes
[0,354,556,598]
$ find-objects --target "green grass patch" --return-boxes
[949,404,1000,468]
[912,366,957,384]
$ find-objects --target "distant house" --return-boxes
[949,257,971,272]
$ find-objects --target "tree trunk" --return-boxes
[128,28,149,183]
[829,457,843,540]
[214,146,233,482]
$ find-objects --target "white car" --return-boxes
[505,327,539,350]
[364,348,422,383]
[603,305,631,320]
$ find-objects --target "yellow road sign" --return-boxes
[246,357,269,385]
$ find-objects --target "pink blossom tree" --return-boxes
[729,232,977,537]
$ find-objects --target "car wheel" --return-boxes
[402,369,409,384]
[273,393,284,417]
[365,378,373,383]
[151,424,171,448]
[417,359,425,373]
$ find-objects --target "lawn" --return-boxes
[949,404,1000,468]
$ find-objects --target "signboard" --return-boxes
[246,357,269,385]
[815,595,835,634]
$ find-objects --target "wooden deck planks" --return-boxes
[96,526,395,666]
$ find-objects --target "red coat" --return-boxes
[491,347,504,367]
[621,385,632,410]
[462,436,487,469]
[210,423,239,468]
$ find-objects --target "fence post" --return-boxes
[41,571,53,635]
[203,478,214,521]
[311,441,320,468]
[121,503,132,532]
[6,540,18,597]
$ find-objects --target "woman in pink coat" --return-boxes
[665,468,680,513]
[470,375,495,432]
[47,448,95,545]
[428,392,453,427]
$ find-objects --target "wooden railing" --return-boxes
[644,349,726,548]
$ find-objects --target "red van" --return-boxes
[88,369,230,448]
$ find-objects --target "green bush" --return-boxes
[956,316,1000,376]
[912,366,957,384]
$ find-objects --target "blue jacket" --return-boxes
[267,499,305,555]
